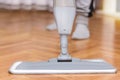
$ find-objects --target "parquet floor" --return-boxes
[0,10,120,80]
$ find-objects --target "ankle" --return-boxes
[76,15,89,25]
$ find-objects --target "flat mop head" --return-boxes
[9,58,116,74]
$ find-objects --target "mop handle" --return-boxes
[53,0,76,61]
[53,0,75,7]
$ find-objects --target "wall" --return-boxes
[117,0,120,12]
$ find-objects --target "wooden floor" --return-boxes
[0,10,120,80]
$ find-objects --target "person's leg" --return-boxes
[46,22,57,30]
[48,0,53,12]
[46,0,57,30]
[72,0,95,39]
[46,0,95,39]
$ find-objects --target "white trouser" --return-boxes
[48,0,95,17]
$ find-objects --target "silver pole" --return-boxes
[58,34,72,61]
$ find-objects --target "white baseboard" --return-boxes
[96,10,120,18]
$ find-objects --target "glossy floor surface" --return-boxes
[0,10,120,80]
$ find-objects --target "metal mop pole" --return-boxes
[53,0,76,61]
[58,34,72,61]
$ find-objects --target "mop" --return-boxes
[9,0,117,74]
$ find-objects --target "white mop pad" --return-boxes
[9,58,116,74]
